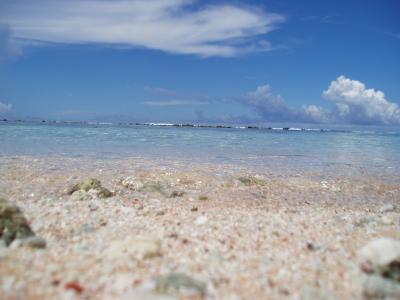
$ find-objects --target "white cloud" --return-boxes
[239,85,324,123]
[0,102,12,113]
[242,85,287,113]
[239,76,400,125]
[302,105,330,123]
[0,0,285,57]
[323,76,400,125]
[239,84,295,121]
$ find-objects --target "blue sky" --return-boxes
[0,0,399,125]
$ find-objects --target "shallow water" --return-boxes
[1,122,400,180]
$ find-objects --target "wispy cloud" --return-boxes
[0,0,285,57]
[301,14,341,24]
[143,84,212,106]
[144,86,177,97]
[58,109,93,116]
[0,101,12,113]
[143,100,209,107]
[0,25,21,60]
[382,32,400,40]
[239,76,400,125]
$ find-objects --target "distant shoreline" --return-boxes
[0,118,349,133]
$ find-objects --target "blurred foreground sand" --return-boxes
[0,156,399,299]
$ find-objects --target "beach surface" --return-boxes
[1,155,399,299]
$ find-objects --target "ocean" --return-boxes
[1,121,400,180]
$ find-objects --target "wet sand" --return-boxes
[0,156,399,299]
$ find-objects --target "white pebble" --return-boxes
[195,216,207,226]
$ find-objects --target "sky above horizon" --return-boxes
[0,0,399,126]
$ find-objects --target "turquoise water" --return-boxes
[1,122,400,178]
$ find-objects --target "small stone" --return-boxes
[9,239,23,249]
[21,236,46,248]
[198,195,208,201]
[237,175,267,186]
[71,190,92,201]
[65,281,84,294]
[66,178,113,198]
[306,241,319,251]
[190,207,198,212]
[66,178,99,194]
[169,191,185,198]
[155,273,206,298]
[51,279,61,286]
[359,238,400,281]
[96,187,113,198]
[379,203,396,213]
[119,176,137,189]
[362,275,400,299]
[0,198,35,246]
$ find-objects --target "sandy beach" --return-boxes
[0,155,399,299]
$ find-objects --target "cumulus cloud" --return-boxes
[301,104,331,123]
[239,76,400,125]
[323,76,400,125]
[0,101,12,113]
[0,0,285,57]
[238,85,325,123]
[240,85,290,120]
